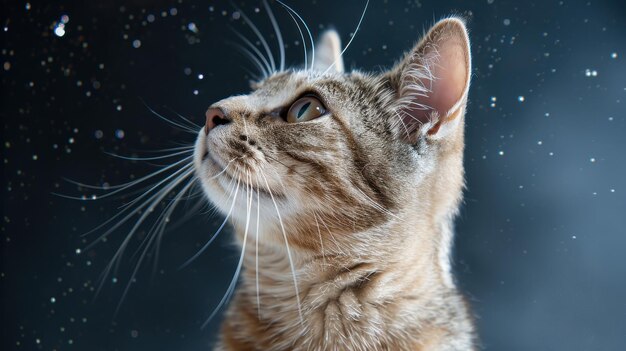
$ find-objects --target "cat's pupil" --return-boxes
[298,102,311,119]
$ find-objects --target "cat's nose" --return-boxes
[205,107,231,135]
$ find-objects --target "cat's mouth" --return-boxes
[201,148,285,200]
[220,165,286,200]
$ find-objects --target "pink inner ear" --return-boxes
[400,33,469,136]
[428,42,468,117]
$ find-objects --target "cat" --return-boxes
[194,16,475,351]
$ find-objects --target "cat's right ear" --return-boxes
[386,17,471,143]
[313,30,344,73]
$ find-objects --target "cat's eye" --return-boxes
[286,96,326,123]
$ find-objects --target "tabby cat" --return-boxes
[195,17,475,351]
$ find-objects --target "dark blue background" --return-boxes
[2,1,626,350]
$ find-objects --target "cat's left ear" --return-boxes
[388,17,471,142]
[313,30,344,73]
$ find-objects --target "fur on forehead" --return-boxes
[248,70,350,108]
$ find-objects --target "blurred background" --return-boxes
[2,1,625,350]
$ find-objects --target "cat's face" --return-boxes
[194,18,471,256]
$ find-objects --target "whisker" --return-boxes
[234,5,276,74]
[163,106,202,129]
[263,0,285,72]
[228,31,272,78]
[254,174,261,318]
[117,160,195,210]
[114,156,243,212]
[59,154,194,195]
[158,186,207,233]
[103,148,193,162]
[322,0,370,75]
[202,155,244,183]
[179,173,241,269]
[201,172,250,328]
[114,179,197,316]
[229,42,268,80]
[129,203,172,263]
[138,145,196,154]
[284,10,308,70]
[162,189,204,202]
[140,99,199,134]
[276,0,315,71]
[84,164,195,250]
[151,178,199,277]
[93,166,195,299]
[54,162,195,245]
[259,169,304,325]
[106,172,191,275]
[196,166,238,221]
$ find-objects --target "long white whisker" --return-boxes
[179,173,241,269]
[259,169,304,325]
[276,0,315,71]
[129,202,172,263]
[103,149,193,162]
[323,0,370,75]
[59,155,193,196]
[230,42,268,80]
[93,166,195,298]
[254,174,261,318]
[117,156,243,212]
[71,162,194,241]
[236,6,276,74]
[263,0,285,72]
[151,177,198,277]
[204,156,244,182]
[118,161,195,210]
[107,167,195,272]
[201,172,250,328]
[229,30,272,78]
[244,171,253,250]
[285,10,307,70]
[163,106,202,129]
[140,145,196,154]
[140,99,199,134]
[85,164,194,246]
[157,184,206,233]
[114,179,196,316]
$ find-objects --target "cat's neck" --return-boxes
[219,214,466,350]
[245,225,446,309]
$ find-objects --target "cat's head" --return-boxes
[194,18,471,257]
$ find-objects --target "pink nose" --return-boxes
[205,107,231,135]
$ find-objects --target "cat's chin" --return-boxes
[194,127,291,210]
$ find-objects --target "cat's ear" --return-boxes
[313,30,344,73]
[388,17,471,142]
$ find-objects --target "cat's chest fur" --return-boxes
[215,225,474,351]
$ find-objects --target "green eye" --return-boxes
[286,96,326,123]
